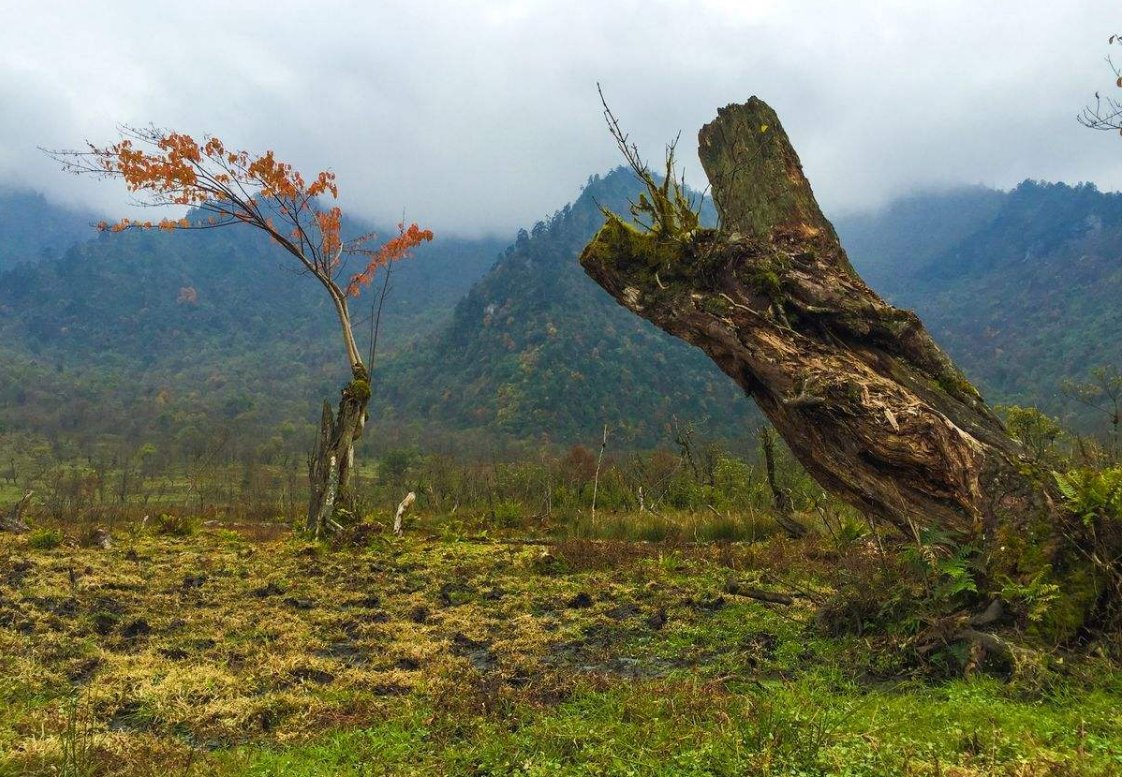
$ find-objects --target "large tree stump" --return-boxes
[580,97,1117,637]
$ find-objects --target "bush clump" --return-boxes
[152,513,200,537]
[27,527,63,550]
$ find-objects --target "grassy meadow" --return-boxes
[0,514,1119,776]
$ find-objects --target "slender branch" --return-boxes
[42,123,430,374]
[591,424,608,521]
[368,260,394,373]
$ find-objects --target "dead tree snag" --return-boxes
[580,96,1118,638]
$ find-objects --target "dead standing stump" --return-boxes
[579,96,1119,639]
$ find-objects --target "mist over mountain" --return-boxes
[836,180,1121,428]
[0,173,1118,455]
[0,188,102,272]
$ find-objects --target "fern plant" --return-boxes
[1052,466,1122,525]
[999,569,1061,624]
[901,526,979,604]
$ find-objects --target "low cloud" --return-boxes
[1,0,1119,236]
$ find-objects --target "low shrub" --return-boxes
[27,527,64,550]
[151,513,199,537]
[490,500,523,528]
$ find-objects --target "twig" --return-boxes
[367,249,395,374]
[591,424,609,522]
[724,581,794,605]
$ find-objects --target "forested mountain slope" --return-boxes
[0,176,1118,454]
[0,213,503,452]
[0,188,102,272]
[378,169,751,447]
[838,181,1121,430]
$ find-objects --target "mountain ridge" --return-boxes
[0,174,1117,453]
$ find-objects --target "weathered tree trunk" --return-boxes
[580,97,1117,635]
[306,365,371,535]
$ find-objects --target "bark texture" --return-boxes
[306,365,371,535]
[581,97,1048,541]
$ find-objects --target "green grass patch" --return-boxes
[0,529,1117,777]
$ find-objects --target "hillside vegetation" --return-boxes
[381,169,751,447]
[0,177,1118,458]
[838,181,1121,431]
[0,188,102,272]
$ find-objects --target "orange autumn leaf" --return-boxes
[48,125,432,301]
[345,223,434,297]
[47,124,435,374]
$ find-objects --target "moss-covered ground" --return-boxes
[0,525,1118,776]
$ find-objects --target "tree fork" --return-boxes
[306,364,371,534]
[579,96,1118,637]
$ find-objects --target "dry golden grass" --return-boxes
[0,525,733,774]
[0,524,1117,776]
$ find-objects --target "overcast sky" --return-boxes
[1,1,1119,236]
